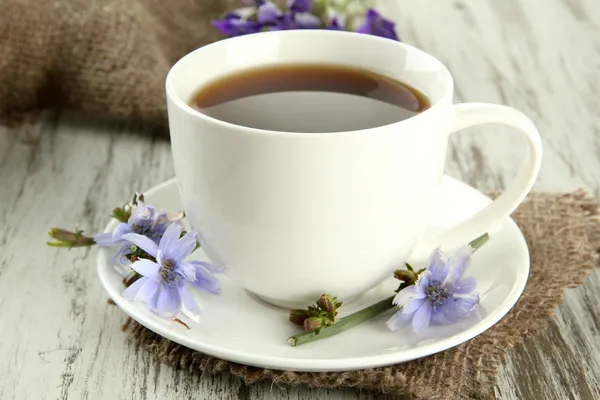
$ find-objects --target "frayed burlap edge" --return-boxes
[120,191,600,400]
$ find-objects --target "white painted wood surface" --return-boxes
[1,0,599,398]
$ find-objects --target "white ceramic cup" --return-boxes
[166,30,542,308]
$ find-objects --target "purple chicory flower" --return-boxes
[212,9,263,37]
[287,0,312,13]
[326,17,344,30]
[292,12,321,28]
[94,198,182,262]
[387,245,479,332]
[257,2,282,24]
[264,14,295,30]
[357,8,399,40]
[213,0,402,40]
[258,1,321,30]
[121,224,224,317]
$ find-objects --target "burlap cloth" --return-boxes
[119,192,600,399]
[0,0,235,121]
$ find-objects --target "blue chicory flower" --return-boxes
[212,10,263,36]
[121,224,224,317]
[387,245,479,332]
[258,1,320,30]
[94,199,182,262]
[292,12,321,28]
[213,0,401,40]
[356,8,399,40]
[288,0,312,13]
[326,17,344,30]
[257,2,282,24]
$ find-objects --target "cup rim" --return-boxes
[165,30,454,137]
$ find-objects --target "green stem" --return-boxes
[287,233,490,347]
[288,296,394,346]
[469,232,489,251]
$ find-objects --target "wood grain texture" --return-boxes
[1,0,599,398]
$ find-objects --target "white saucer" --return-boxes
[97,175,529,372]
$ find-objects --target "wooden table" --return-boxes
[1,0,599,398]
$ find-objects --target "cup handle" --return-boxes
[415,103,542,253]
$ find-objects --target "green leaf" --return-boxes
[111,207,130,223]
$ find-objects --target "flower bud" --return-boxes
[131,205,156,232]
[289,309,310,326]
[47,228,95,247]
[394,269,418,284]
[303,317,326,332]
[318,294,336,313]
[111,207,131,223]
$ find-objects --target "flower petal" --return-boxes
[130,259,160,278]
[114,223,133,236]
[402,298,426,314]
[138,278,160,306]
[431,307,451,324]
[392,287,424,307]
[357,8,398,40]
[154,212,183,235]
[168,231,198,262]
[156,286,182,317]
[387,309,415,331]
[257,2,282,24]
[326,17,344,30]
[121,233,158,257]
[442,245,473,290]
[288,0,311,13]
[191,264,222,295]
[144,281,162,309]
[294,12,321,28]
[414,271,431,296]
[180,285,201,315]
[212,11,263,36]
[454,293,479,314]
[212,19,236,35]
[442,293,479,322]
[111,243,132,265]
[426,247,448,282]
[178,262,197,281]
[152,224,169,235]
[412,300,432,332]
[127,204,140,224]
[131,206,156,232]
[94,231,124,246]
[455,276,477,294]
[188,260,225,274]
[158,224,184,258]
[122,277,149,300]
